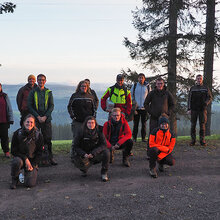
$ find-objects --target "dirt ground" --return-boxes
[0,140,219,220]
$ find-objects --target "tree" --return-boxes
[0,2,16,14]
[124,0,200,134]
[203,0,218,135]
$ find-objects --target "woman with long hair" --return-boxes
[10,114,43,189]
[71,116,110,182]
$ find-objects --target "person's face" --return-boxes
[0,84,2,92]
[196,76,203,85]
[156,80,164,90]
[24,117,35,131]
[138,75,145,85]
[80,83,87,93]
[28,78,36,87]
[84,80,90,87]
[117,78,124,87]
[87,119,96,130]
[111,111,121,122]
[160,122,169,130]
[37,76,46,88]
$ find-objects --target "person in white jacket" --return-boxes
[130,73,151,142]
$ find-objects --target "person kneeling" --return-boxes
[148,117,175,178]
[103,108,133,167]
[10,114,43,189]
[71,116,110,182]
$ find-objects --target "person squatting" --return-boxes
[1,73,212,189]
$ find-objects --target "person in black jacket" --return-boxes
[67,80,95,142]
[144,77,174,133]
[71,116,110,182]
[10,114,43,189]
[187,74,212,146]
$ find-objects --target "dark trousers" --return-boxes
[0,123,9,153]
[148,147,175,169]
[36,121,53,158]
[118,139,133,157]
[133,109,147,140]
[149,116,159,134]
[11,157,38,187]
[191,110,207,143]
[73,149,110,174]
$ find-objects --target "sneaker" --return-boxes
[149,168,158,178]
[158,163,164,172]
[5,152,10,158]
[50,158,58,166]
[200,141,207,146]
[101,173,109,182]
[190,141,195,146]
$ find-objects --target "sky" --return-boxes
[0,0,220,85]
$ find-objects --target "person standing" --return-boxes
[144,77,175,133]
[67,80,96,142]
[0,83,14,158]
[148,117,176,178]
[16,74,37,126]
[84,79,99,112]
[187,74,212,146]
[130,73,151,142]
[101,74,132,118]
[103,108,133,167]
[28,74,57,165]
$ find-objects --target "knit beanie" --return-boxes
[159,117,169,125]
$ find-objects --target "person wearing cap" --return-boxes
[28,74,57,166]
[187,74,212,146]
[101,74,132,118]
[148,117,175,178]
[0,83,14,158]
[130,73,151,142]
[16,75,37,126]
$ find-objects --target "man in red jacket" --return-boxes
[148,117,175,178]
[103,107,133,167]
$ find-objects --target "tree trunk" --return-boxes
[204,0,215,136]
[167,0,178,135]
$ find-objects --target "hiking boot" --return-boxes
[10,177,18,189]
[122,157,130,167]
[101,173,109,182]
[5,152,10,158]
[158,163,164,172]
[50,158,58,166]
[190,141,195,146]
[200,141,207,146]
[81,170,87,177]
[149,168,158,178]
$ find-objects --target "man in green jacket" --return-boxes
[28,74,57,165]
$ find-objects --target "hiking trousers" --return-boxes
[133,109,147,140]
[0,123,9,153]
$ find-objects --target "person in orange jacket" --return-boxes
[148,116,175,178]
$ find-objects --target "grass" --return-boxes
[1,134,219,156]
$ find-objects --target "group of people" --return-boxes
[0,72,212,189]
